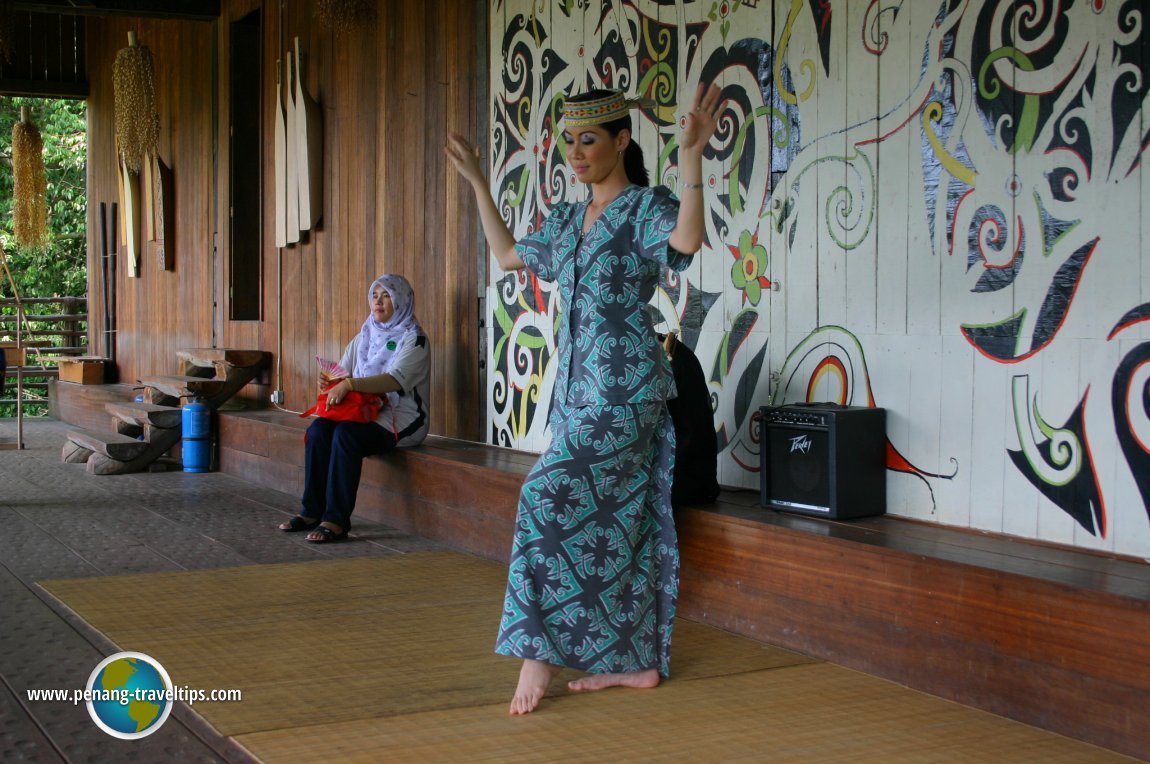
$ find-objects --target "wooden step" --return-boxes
[113,420,143,439]
[176,348,270,370]
[138,375,227,399]
[66,428,150,461]
[54,351,270,476]
[106,402,183,429]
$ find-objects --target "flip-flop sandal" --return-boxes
[306,525,349,543]
[279,516,321,532]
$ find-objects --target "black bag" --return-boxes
[662,334,721,509]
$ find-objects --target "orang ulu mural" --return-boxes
[483,0,1150,558]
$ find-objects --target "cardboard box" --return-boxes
[0,344,27,366]
[58,357,106,385]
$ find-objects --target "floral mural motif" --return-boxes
[729,229,771,306]
[708,0,743,44]
[487,0,1150,558]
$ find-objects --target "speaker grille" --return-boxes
[768,426,830,511]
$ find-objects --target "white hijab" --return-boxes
[356,274,421,377]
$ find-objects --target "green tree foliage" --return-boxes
[1,96,88,416]
[0,96,88,298]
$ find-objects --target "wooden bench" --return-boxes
[216,410,536,560]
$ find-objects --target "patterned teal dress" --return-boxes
[495,185,693,676]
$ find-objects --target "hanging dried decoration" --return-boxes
[113,31,159,173]
[314,0,375,36]
[12,107,48,249]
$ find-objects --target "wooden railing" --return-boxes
[1,296,89,410]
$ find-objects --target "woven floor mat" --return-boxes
[40,551,810,738]
[235,662,1131,764]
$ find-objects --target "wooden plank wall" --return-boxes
[86,15,217,386]
[83,0,483,440]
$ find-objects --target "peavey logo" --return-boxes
[788,434,813,454]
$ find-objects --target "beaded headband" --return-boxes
[562,90,652,128]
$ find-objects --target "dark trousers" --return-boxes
[302,418,397,529]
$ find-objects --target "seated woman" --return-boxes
[278,273,430,542]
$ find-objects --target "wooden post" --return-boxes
[0,304,25,450]
[63,297,79,354]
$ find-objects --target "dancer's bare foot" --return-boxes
[509,659,562,715]
[567,668,661,693]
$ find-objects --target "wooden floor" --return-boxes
[3,418,1139,762]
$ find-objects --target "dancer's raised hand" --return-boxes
[445,132,486,186]
[681,83,722,155]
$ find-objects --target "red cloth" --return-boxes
[300,388,383,423]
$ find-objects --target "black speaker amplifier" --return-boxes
[759,403,886,519]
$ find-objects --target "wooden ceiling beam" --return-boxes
[8,1,220,20]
